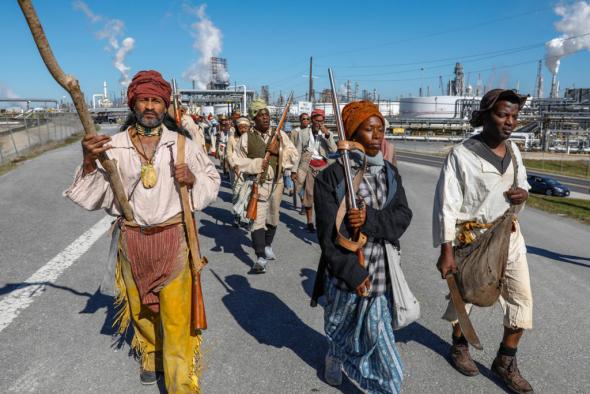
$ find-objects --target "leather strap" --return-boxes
[337,140,365,152]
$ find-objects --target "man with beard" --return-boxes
[233,99,299,272]
[292,109,337,232]
[433,89,534,394]
[179,105,206,152]
[64,70,220,392]
[227,117,252,227]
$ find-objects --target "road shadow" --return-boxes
[527,245,590,268]
[279,202,317,246]
[215,273,362,393]
[396,323,510,392]
[0,282,133,349]
[198,216,254,268]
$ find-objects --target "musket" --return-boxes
[18,0,134,222]
[245,92,293,220]
[171,78,207,331]
[328,68,367,268]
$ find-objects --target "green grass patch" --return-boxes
[0,131,85,176]
[527,194,590,224]
[524,159,590,179]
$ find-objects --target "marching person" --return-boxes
[64,70,220,393]
[311,100,412,393]
[233,99,299,273]
[227,116,252,227]
[217,114,231,177]
[433,89,533,394]
[292,108,337,232]
[290,112,311,209]
[179,105,206,152]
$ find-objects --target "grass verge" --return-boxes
[0,131,84,176]
[523,159,590,179]
[527,194,590,224]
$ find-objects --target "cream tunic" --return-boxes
[64,125,220,226]
[432,139,530,247]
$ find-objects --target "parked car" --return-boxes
[527,175,570,197]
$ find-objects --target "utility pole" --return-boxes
[308,56,314,103]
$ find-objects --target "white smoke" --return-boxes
[182,4,228,89]
[0,82,25,109]
[545,1,590,75]
[73,0,135,86]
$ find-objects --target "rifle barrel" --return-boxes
[328,68,357,210]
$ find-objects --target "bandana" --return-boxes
[341,100,384,139]
[127,70,172,109]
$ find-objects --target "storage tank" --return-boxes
[399,96,476,119]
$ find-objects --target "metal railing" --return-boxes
[0,111,82,164]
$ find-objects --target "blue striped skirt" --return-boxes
[324,276,403,394]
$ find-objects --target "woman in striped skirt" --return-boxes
[311,100,413,393]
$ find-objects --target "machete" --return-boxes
[446,273,483,350]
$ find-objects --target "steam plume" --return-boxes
[73,0,135,86]
[545,1,590,74]
[183,4,228,89]
[0,82,25,108]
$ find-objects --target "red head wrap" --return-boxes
[311,108,325,118]
[341,100,384,139]
[127,70,172,109]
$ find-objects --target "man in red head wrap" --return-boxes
[64,70,220,392]
[292,107,337,232]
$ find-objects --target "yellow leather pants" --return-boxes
[115,250,201,393]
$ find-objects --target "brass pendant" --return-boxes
[141,162,158,188]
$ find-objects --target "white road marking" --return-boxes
[0,216,112,333]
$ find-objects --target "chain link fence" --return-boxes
[0,111,82,164]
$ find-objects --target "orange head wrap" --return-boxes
[341,100,384,139]
[127,70,172,109]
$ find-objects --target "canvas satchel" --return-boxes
[454,142,521,307]
[386,242,421,330]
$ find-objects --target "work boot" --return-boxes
[450,339,479,376]
[139,368,159,385]
[324,354,342,386]
[492,354,534,394]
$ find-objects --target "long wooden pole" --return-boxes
[18,0,134,221]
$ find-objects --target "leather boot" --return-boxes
[492,354,534,394]
[450,341,479,376]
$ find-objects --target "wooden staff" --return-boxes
[18,0,134,221]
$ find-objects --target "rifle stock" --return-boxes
[173,80,207,331]
[328,68,366,267]
[245,93,293,221]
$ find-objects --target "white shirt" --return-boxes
[64,125,220,226]
[432,139,530,247]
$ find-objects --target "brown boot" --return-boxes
[450,341,479,376]
[491,354,534,394]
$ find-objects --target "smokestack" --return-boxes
[103,81,108,98]
[535,60,544,98]
[550,71,559,98]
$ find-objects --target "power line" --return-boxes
[314,6,553,59]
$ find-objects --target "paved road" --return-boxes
[397,150,590,195]
[1,125,589,393]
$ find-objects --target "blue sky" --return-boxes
[1,0,589,104]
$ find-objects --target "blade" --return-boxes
[446,274,483,350]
